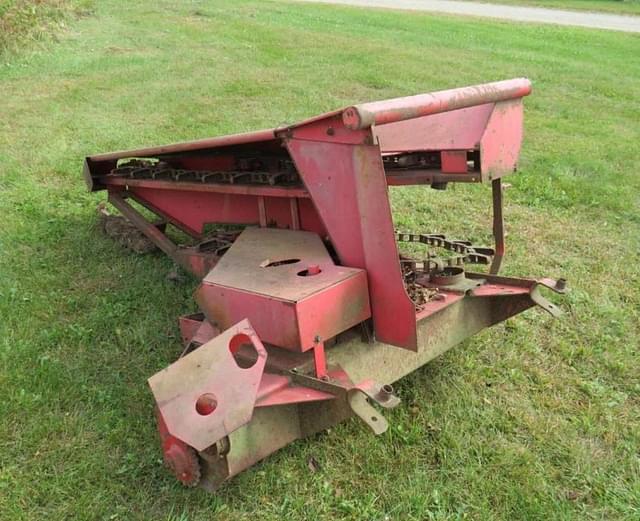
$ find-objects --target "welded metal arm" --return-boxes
[342,78,532,130]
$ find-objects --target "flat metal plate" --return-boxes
[148,319,266,451]
[204,227,365,302]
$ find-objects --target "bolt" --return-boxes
[326,127,335,136]
[556,278,567,291]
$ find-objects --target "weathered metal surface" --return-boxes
[197,275,559,489]
[197,228,371,351]
[86,129,278,168]
[374,103,494,153]
[286,139,418,350]
[82,78,566,492]
[342,78,531,130]
[348,390,389,435]
[480,99,525,180]
[149,319,267,451]
[490,178,505,274]
[156,408,201,487]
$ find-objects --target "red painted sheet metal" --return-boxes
[148,319,267,451]
[103,176,309,198]
[87,128,278,163]
[342,78,531,130]
[480,99,525,179]
[128,187,324,236]
[374,103,494,153]
[197,228,371,351]
[286,139,418,350]
[196,274,370,352]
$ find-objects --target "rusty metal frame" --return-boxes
[107,191,219,278]
[196,272,561,490]
[80,78,566,491]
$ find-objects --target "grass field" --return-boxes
[1,1,639,520]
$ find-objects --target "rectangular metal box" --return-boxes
[196,228,371,351]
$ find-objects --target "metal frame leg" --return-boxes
[490,178,505,275]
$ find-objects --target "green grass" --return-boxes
[469,0,640,16]
[0,0,92,56]
[1,1,639,519]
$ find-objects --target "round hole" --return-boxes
[229,333,258,369]
[262,258,300,267]
[195,393,217,416]
[371,416,378,422]
[297,265,322,277]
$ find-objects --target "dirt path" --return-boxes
[294,0,640,32]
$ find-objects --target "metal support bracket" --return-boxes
[149,319,267,451]
[289,369,400,434]
[530,285,563,317]
[490,177,504,275]
[354,380,401,409]
[348,390,389,435]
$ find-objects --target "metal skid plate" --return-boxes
[148,319,266,451]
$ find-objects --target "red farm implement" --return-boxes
[84,78,565,489]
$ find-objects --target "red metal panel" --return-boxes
[343,78,531,130]
[196,228,371,351]
[441,151,469,173]
[196,272,370,352]
[103,175,309,199]
[299,199,327,236]
[128,187,324,236]
[148,319,267,451]
[286,139,418,350]
[280,114,371,145]
[196,285,301,349]
[296,272,371,349]
[480,99,525,179]
[373,104,493,153]
[131,188,260,235]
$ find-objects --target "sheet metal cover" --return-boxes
[148,319,267,451]
[204,228,365,301]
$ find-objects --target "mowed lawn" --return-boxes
[1,1,639,519]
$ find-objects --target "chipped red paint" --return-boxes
[342,78,531,130]
[83,78,566,491]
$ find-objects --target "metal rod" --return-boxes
[127,192,203,239]
[490,178,504,275]
[257,196,267,227]
[313,342,327,380]
[289,198,300,230]
[108,191,178,257]
[100,176,309,199]
[342,78,532,130]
